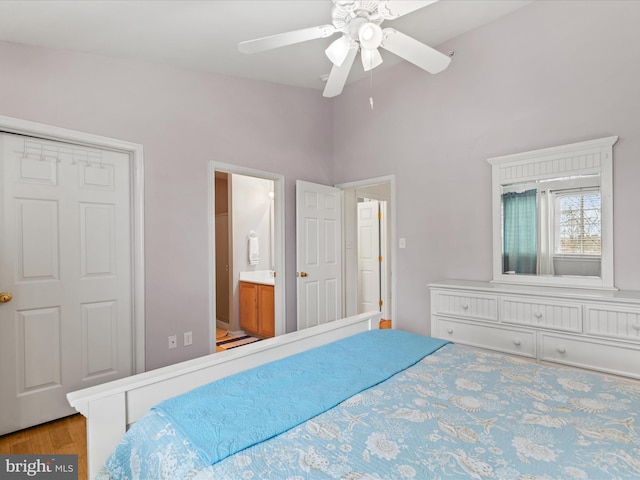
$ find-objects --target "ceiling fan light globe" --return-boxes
[358,23,383,50]
[325,35,351,66]
[361,27,374,41]
[361,47,383,72]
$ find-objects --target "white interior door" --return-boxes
[296,180,342,330]
[0,132,133,435]
[357,201,381,314]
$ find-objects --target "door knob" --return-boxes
[0,292,12,303]
[299,272,308,278]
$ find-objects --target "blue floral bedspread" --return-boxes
[98,342,640,480]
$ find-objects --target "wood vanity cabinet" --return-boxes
[239,281,274,338]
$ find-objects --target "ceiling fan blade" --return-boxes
[379,0,439,19]
[323,47,358,98]
[380,28,451,74]
[239,25,337,54]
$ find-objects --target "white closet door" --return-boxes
[0,133,133,434]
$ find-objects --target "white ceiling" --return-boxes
[0,0,532,91]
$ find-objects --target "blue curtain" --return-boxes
[503,189,537,274]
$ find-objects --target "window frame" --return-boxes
[552,187,602,257]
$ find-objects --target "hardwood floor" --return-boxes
[0,414,87,480]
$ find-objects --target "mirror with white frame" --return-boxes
[487,136,618,290]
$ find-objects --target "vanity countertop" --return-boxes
[239,270,275,286]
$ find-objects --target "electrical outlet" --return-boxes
[184,331,193,347]
[168,335,177,349]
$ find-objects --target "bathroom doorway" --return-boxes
[209,162,285,352]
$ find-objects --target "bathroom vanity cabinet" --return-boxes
[239,281,275,338]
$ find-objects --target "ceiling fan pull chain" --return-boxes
[369,68,374,110]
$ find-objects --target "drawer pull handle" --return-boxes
[513,338,521,347]
[557,346,566,354]
[534,311,543,319]
[461,303,469,310]
[632,324,640,331]
[447,328,454,334]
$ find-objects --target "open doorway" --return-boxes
[209,162,285,352]
[338,176,395,326]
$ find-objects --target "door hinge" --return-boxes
[378,211,383,219]
[379,300,384,307]
[378,256,383,263]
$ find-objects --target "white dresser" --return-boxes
[429,280,640,379]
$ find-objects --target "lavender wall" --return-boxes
[1,0,639,366]
[332,0,640,335]
[0,41,333,369]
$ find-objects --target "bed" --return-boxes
[68,312,640,479]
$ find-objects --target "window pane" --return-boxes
[557,192,601,254]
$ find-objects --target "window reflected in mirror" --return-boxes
[501,174,601,278]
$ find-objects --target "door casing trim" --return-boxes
[335,175,396,325]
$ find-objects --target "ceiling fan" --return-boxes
[238,0,451,98]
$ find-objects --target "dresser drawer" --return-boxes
[434,317,535,358]
[585,304,640,341]
[540,333,640,379]
[432,291,498,322]
[500,296,582,332]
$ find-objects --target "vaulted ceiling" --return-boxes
[0,1,532,91]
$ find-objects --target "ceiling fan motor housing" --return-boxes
[332,1,385,41]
